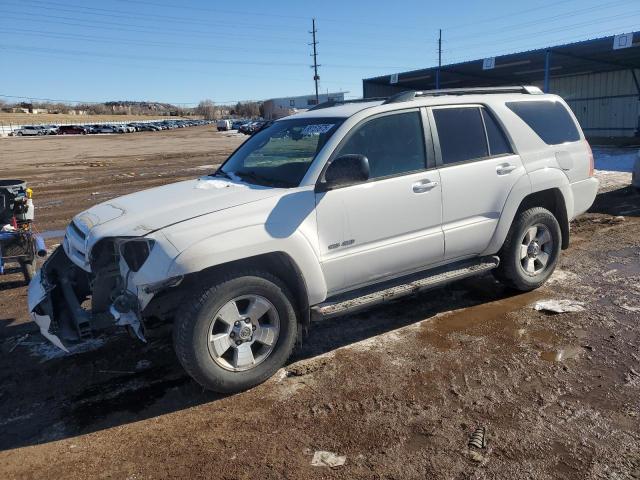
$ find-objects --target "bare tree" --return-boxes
[232,101,262,119]
[196,99,217,120]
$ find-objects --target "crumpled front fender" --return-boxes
[27,270,69,352]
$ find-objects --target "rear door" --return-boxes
[315,109,444,294]
[430,105,525,260]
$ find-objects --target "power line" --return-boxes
[442,0,579,31]
[0,27,308,57]
[0,10,433,52]
[443,24,640,64]
[0,10,306,43]
[443,10,640,56]
[12,0,304,34]
[445,0,638,44]
[0,44,414,71]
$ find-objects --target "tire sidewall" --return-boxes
[507,209,561,289]
[177,274,298,393]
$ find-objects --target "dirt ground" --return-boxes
[0,128,639,479]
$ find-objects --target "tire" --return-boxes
[20,259,36,283]
[494,207,561,291]
[173,270,298,393]
[17,132,23,136]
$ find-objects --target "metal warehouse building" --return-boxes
[263,92,345,120]
[362,32,640,141]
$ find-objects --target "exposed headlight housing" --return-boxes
[119,239,155,272]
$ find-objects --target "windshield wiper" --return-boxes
[211,169,231,179]
[235,170,293,188]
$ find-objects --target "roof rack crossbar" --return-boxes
[309,97,386,111]
[382,85,543,104]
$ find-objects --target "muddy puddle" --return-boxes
[540,346,584,362]
[418,289,553,351]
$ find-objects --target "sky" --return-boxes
[0,0,638,106]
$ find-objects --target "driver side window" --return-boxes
[335,111,427,179]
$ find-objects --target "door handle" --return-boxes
[412,179,439,193]
[496,163,517,175]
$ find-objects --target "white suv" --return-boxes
[28,86,599,392]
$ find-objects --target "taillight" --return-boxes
[586,141,595,177]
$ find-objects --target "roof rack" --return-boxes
[382,86,543,105]
[309,97,386,111]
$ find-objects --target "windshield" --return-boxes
[217,117,343,187]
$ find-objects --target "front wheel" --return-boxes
[173,271,298,393]
[494,207,561,291]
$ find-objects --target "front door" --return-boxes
[315,109,444,295]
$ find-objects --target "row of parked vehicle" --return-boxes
[217,119,268,135]
[10,119,213,136]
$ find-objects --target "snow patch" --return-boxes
[27,336,107,362]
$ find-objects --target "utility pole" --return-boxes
[436,29,442,90]
[310,18,320,104]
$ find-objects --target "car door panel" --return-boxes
[439,154,524,259]
[316,170,443,294]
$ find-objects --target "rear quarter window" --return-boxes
[506,100,581,145]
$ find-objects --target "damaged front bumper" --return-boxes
[27,246,147,351]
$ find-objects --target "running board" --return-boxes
[312,256,500,320]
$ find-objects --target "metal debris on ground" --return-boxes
[533,299,585,314]
[311,450,346,468]
[468,426,486,449]
[8,333,29,352]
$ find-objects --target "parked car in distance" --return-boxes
[29,86,599,394]
[238,122,254,135]
[14,125,46,136]
[58,125,88,135]
[231,120,245,130]
[41,125,59,135]
[94,125,116,134]
[217,119,232,131]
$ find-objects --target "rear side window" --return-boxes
[335,111,426,179]
[482,109,513,156]
[506,100,580,145]
[433,107,488,164]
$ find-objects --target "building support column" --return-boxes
[544,49,552,93]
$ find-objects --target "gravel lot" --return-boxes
[0,128,638,479]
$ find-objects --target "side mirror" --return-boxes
[320,154,370,190]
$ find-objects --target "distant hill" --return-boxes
[104,101,178,112]
[102,101,185,115]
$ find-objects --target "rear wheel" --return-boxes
[495,207,561,291]
[173,271,298,393]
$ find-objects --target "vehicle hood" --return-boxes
[74,177,283,241]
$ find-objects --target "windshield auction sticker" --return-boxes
[302,124,335,136]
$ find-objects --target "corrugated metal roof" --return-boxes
[363,31,640,94]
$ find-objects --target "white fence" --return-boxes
[0,118,172,137]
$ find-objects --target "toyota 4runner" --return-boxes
[28,86,599,392]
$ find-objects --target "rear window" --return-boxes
[506,100,580,145]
